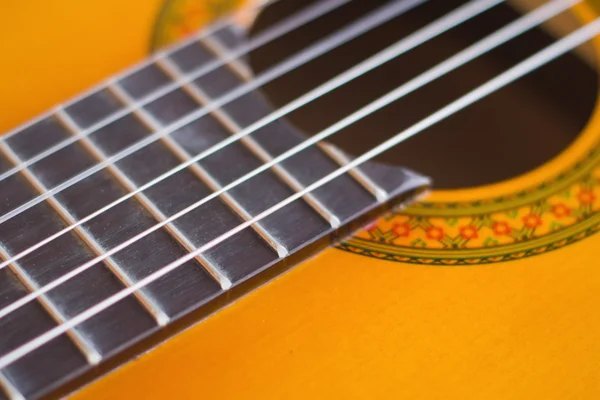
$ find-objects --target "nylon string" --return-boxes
[0,0,433,229]
[0,0,568,323]
[0,0,349,183]
[0,0,595,369]
[0,0,497,283]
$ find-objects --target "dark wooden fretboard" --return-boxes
[0,21,428,399]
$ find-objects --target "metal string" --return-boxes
[0,0,581,330]
[2,9,597,371]
[0,0,349,183]
[0,0,430,227]
[0,0,496,279]
[0,0,562,319]
[0,0,278,143]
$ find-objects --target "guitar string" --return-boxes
[2,12,597,371]
[0,0,279,142]
[0,0,501,321]
[0,0,570,318]
[0,0,579,323]
[0,0,572,390]
[0,0,483,272]
[0,0,432,227]
[0,0,349,183]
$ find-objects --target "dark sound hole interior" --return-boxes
[248,0,598,189]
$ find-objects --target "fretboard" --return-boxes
[0,23,428,399]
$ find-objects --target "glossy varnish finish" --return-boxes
[0,18,428,398]
[76,1,600,399]
[4,0,600,398]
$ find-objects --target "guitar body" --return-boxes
[2,0,600,398]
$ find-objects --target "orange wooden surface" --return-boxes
[2,0,600,398]
[78,244,600,399]
[0,0,164,133]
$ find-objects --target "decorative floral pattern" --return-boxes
[149,1,600,266]
[338,144,600,265]
[151,0,244,51]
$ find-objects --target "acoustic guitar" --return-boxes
[1,0,600,398]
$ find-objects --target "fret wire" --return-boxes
[0,373,23,400]
[59,103,233,291]
[56,110,232,294]
[204,0,580,205]
[0,245,102,365]
[0,0,507,320]
[0,0,428,229]
[0,0,348,186]
[0,0,282,143]
[159,50,340,231]
[202,31,388,223]
[5,14,596,370]
[201,35,254,81]
[161,50,343,228]
[203,29,423,218]
[2,0,594,369]
[203,33,390,203]
[106,83,243,286]
[317,142,389,202]
[113,71,289,259]
[2,131,170,327]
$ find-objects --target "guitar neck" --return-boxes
[0,17,428,398]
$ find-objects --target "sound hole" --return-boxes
[248,0,598,189]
